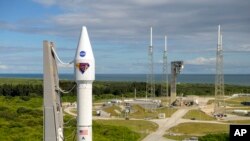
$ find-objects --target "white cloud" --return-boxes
[186,57,215,65]
[0,63,8,70]
[240,44,250,51]
[1,0,249,74]
[227,44,250,52]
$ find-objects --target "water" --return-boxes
[0,74,249,86]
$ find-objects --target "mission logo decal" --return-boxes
[76,63,90,74]
[80,51,86,57]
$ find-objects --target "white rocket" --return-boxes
[75,26,95,141]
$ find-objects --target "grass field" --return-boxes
[0,78,42,85]
[223,120,250,124]
[183,109,215,120]
[129,105,177,119]
[167,122,229,136]
[156,107,177,117]
[95,119,158,140]
[103,105,122,117]
[225,96,250,106]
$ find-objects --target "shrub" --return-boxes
[20,96,30,101]
[199,133,229,141]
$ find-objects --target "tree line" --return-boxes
[1,80,250,98]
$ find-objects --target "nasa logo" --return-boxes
[80,51,86,57]
[76,63,90,74]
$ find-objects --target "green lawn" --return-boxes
[95,120,158,140]
[103,105,122,117]
[165,122,229,140]
[183,109,215,120]
[167,122,229,136]
[156,107,177,117]
[129,105,176,119]
[225,96,250,106]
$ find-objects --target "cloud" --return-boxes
[0,62,8,70]
[13,0,250,40]
[1,0,250,74]
[226,44,250,52]
[186,57,215,65]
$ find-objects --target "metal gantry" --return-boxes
[214,25,225,115]
[43,41,64,141]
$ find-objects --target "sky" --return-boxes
[0,0,250,74]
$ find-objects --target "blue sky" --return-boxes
[0,0,250,74]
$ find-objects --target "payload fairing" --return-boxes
[75,26,95,141]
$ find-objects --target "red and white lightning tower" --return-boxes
[214,25,225,115]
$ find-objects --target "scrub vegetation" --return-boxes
[0,78,249,140]
[1,78,250,100]
[0,96,156,141]
[0,78,160,141]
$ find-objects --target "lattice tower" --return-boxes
[146,27,155,99]
[161,36,168,98]
[215,25,225,114]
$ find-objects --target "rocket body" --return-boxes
[75,26,95,141]
[77,83,92,141]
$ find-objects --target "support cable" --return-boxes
[64,117,76,126]
[51,47,74,66]
[56,84,76,94]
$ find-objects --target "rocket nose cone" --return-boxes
[82,26,87,31]
[75,26,94,60]
[75,26,95,81]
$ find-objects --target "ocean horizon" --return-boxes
[0,73,250,86]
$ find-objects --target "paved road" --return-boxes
[64,106,121,120]
[64,106,77,116]
[142,108,189,141]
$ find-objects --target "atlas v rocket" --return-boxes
[75,26,95,141]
